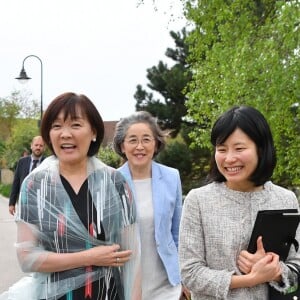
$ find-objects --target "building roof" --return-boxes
[102,121,118,148]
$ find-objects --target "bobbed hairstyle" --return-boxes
[208,105,276,186]
[40,92,104,156]
[113,111,167,160]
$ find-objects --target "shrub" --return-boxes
[0,183,11,198]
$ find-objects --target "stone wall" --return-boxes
[0,169,13,185]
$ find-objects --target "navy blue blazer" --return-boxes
[9,156,45,206]
[118,160,182,286]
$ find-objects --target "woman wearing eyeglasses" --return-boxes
[113,111,189,300]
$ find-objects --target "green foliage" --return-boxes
[157,140,192,195]
[0,90,39,120]
[0,94,19,140]
[134,25,213,192]
[0,91,40,166]
[98,146,122,169]
[134,28,193,137]
[3,119,40,169]
[156,136,210,194]
[183,0,300,187]
[0,139,5,156]
[0,139,7,168]
[157,140,192,175]
[0,90,41,168]
[0,183,11,198]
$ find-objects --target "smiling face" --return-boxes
[215,128,259,191]
[49,108,96,167]
[121,122,156,175]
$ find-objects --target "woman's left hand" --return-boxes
[250,252,282,285]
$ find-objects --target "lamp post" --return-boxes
[15,55,43,127]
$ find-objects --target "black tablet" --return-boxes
[247,209,300,261]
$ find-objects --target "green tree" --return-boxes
[134,28,192,137]
[0,90,41,168]
[98,146,122,169]
[0,90,39,140]
[134,26,212,192]
[0,94,19,140]
[183,0,300,186]
[3,119,40,169]
[157,140,192,194]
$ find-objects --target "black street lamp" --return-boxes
[15,55,43,126]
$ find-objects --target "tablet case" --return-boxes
[247,209,300,261]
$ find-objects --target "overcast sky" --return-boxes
[0,0,186,121]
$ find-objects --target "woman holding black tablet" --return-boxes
[179,105,300,299]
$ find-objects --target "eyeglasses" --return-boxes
[124,136,155,146]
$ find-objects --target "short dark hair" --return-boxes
[113,111,167,160]
[40,92,104,156]
[208,105,276,186]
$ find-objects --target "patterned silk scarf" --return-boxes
[15,156,141,300]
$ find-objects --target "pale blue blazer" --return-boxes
[118,160,182,286]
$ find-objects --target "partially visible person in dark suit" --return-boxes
[22,148,29,157]
[9,135,46,215]
[12,149,29,170]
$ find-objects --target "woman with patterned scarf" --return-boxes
[13,92,141,300]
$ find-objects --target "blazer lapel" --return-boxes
[118,163,136,198]
[119,162,163,230]
[151,162,163,229]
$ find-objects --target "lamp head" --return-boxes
[15,67,31,84]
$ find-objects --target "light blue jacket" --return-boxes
[118,160,182,286]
